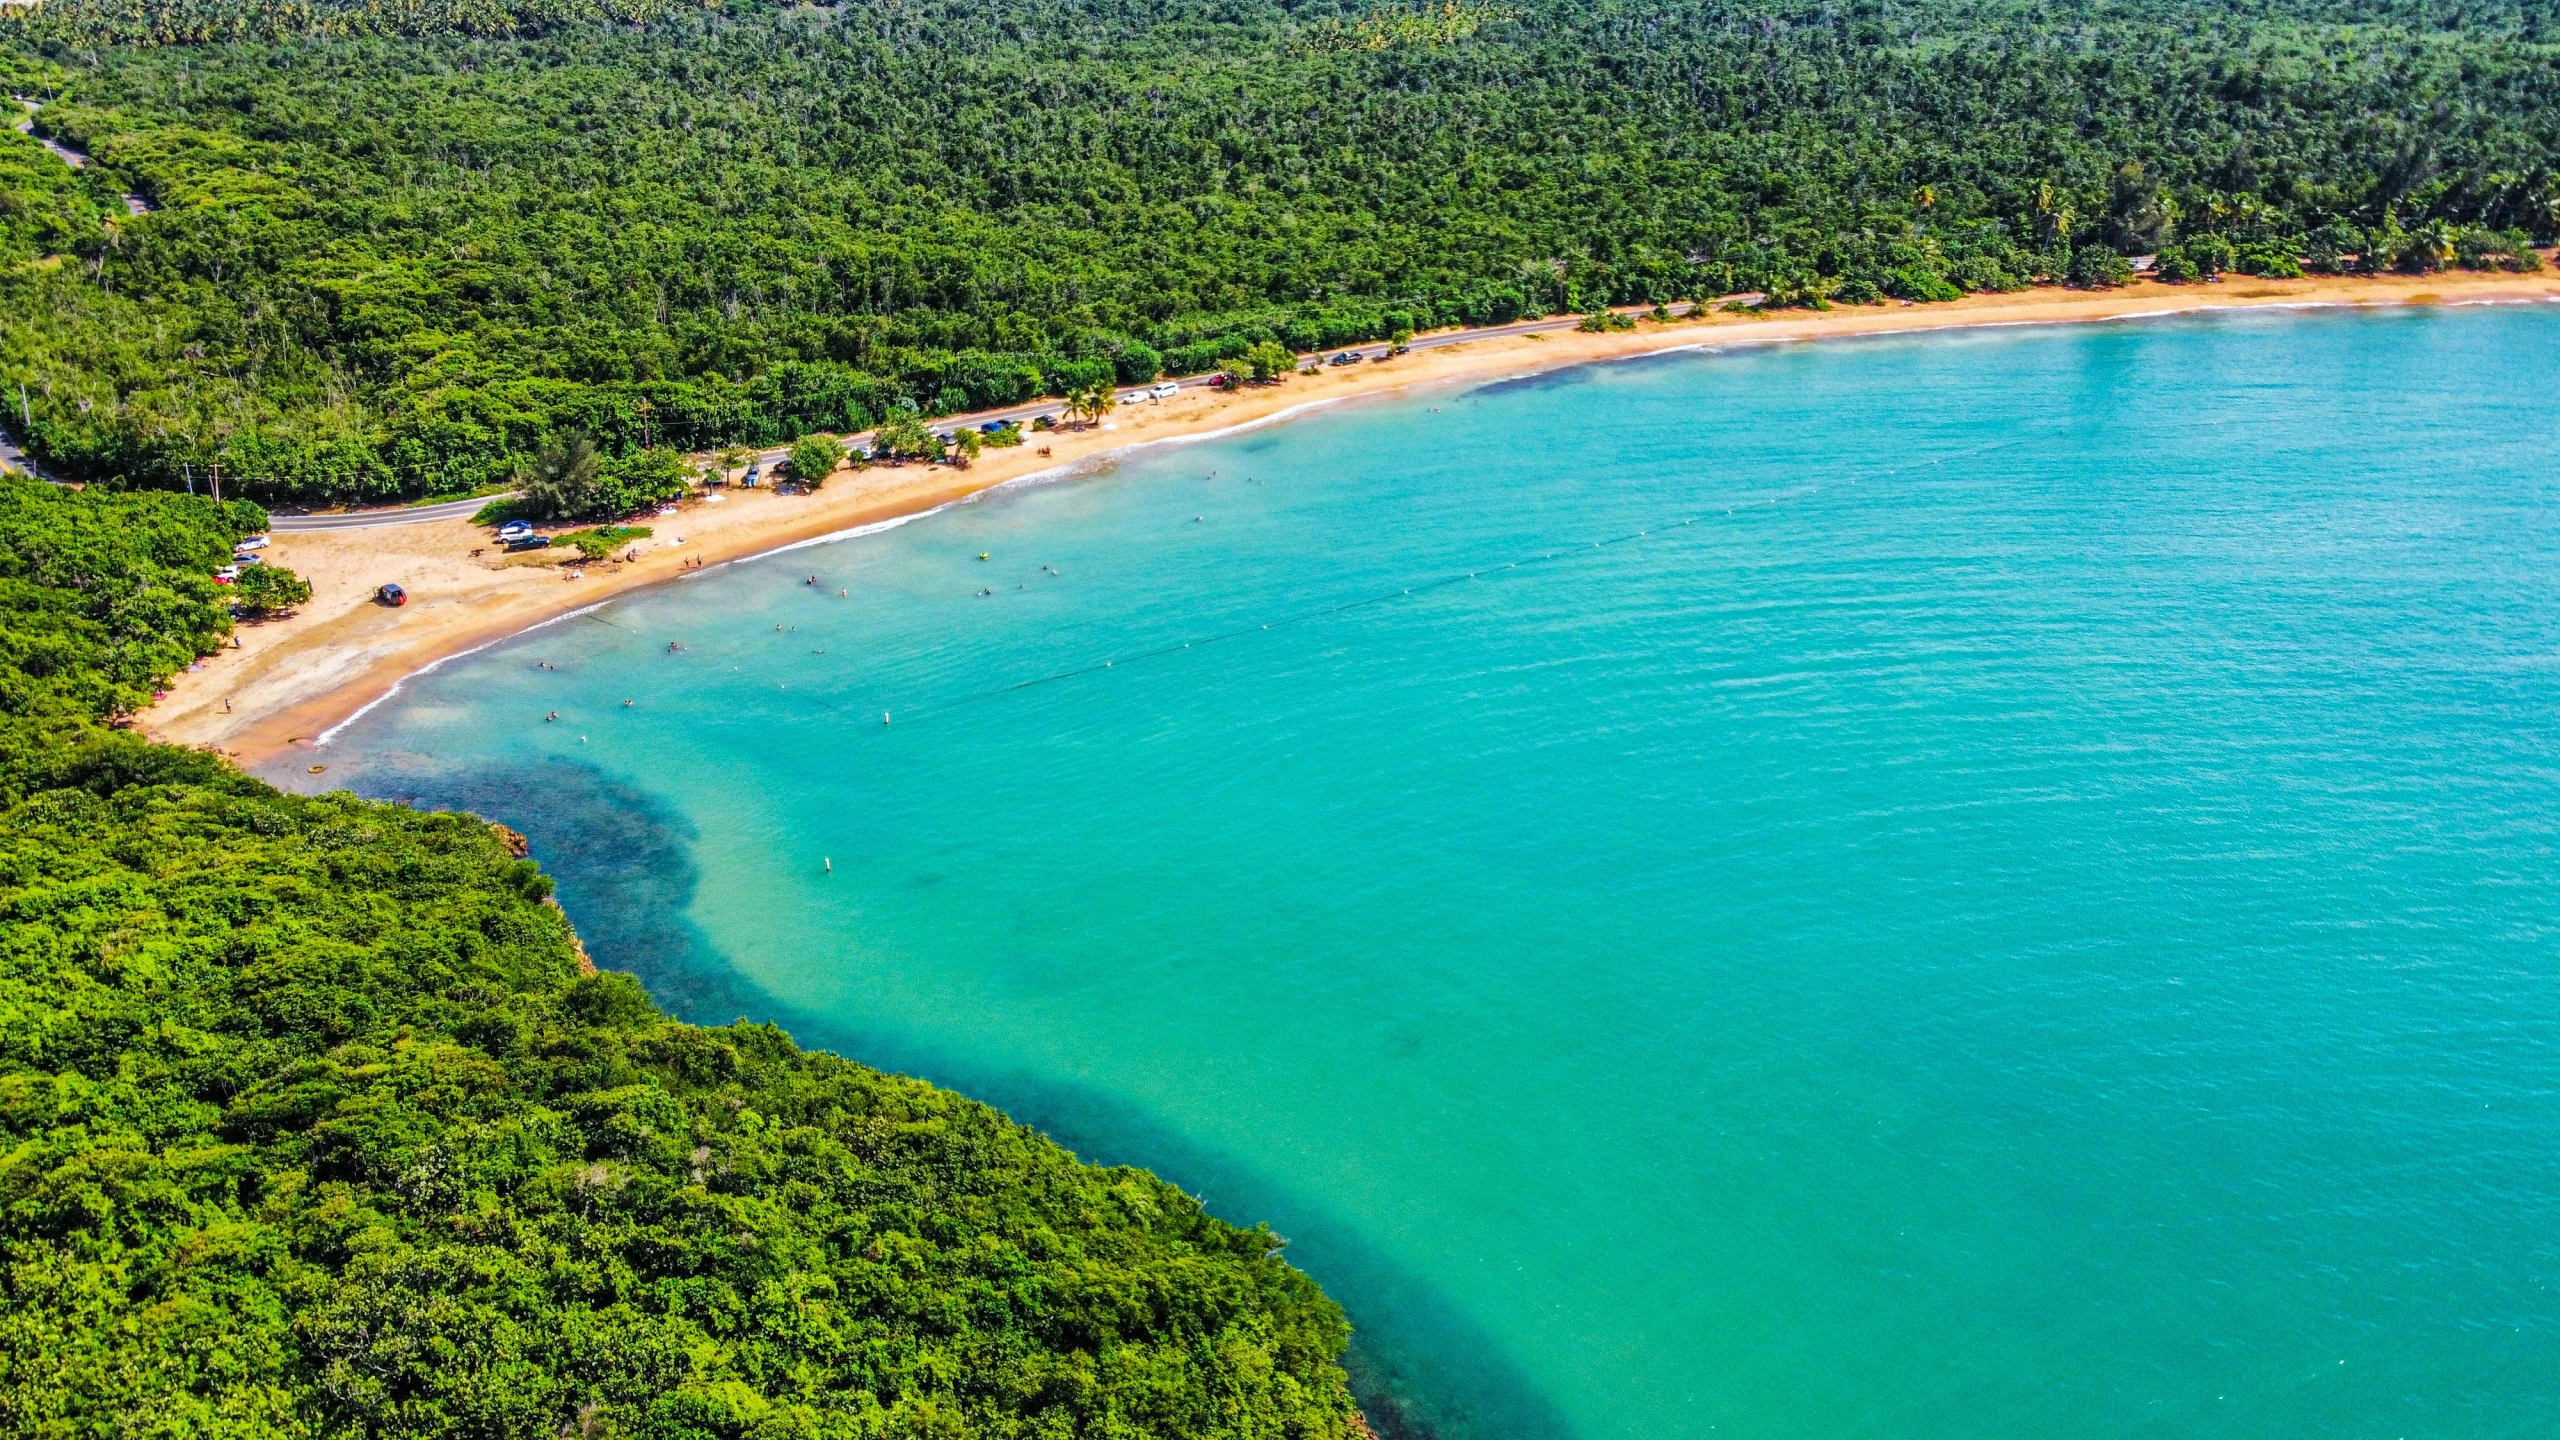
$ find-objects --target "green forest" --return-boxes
[0,469,1364,1436]
[0,0,2555,501]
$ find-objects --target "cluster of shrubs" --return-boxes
[2151,222,2541,284]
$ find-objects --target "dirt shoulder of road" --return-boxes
[144,268,2560,767]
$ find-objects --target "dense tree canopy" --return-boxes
[0,472,1364,1437]
[0,0,2554,502]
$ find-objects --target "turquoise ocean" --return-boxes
[288,306,2560,1439]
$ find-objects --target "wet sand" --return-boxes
[145,269,2560,766]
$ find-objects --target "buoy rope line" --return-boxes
[867,434,2029,725]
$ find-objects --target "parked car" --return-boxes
[496,519,534,541]
[231,552,263,567]
[1329,351,1363,366]
[214,565,240,581]
[1207,373,1232,389]
[377,582,407,606]
[233,534,269,551]
[978,420,1010,434]
[504,535,551,553]
[1148,381,1179,400]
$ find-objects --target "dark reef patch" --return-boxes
[350,750,1579,1440]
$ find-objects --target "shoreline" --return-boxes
[145,269,2560,767]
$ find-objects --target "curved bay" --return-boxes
[302,307,2560,1439]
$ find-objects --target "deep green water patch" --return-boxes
[307,307,2560,1440]
[0,473,1364,1440]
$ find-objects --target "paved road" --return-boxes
[16,97,149,212]
[269,494,507,531]
[0,423,50,483]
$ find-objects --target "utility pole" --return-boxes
[208,459,220,503]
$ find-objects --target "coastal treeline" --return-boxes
[0,469,1364,1436]
[2,0,2556,500]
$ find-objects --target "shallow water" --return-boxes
[296,306,2560,1439]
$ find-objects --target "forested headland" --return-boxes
[1,0,2555,502]
[0,469,1364,1435]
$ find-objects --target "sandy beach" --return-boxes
[144,268,2560,766]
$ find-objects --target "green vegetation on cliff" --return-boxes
[0,471,1362,1438]
[2,0,2556,501]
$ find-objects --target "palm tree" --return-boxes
[2411,218,2459,273]
[1067,385,1116,428]
[1517,257,1570,313]
[517,433,598,519]
[873,410,933,461]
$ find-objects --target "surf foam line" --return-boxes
[316,297,2508,745]
[311,407,1362,743]
[880,432,2036,725]
[744,495,992,562]
[313,600,617,746]
[732,399,1361,567]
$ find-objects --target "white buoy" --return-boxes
[824,857,832,873]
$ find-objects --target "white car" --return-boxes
[234,534,269,550]
[1148,381,1179,400]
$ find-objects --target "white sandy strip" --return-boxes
[307,294,2553,746]
[312,397,1379,742]
[745,397,1358,559]
[314,601,614,746]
